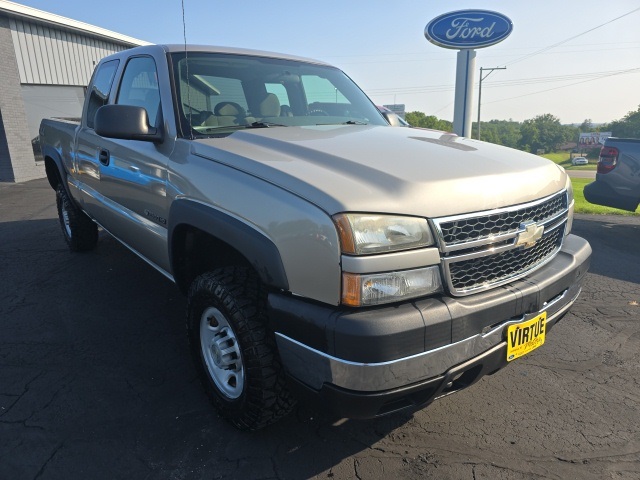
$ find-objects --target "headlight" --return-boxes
[334,214,434,255]
[342,266,442,306]
[565,176,574,236]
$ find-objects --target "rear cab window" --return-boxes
[86,60,119,129]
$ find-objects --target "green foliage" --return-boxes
[405,111,452,131]
[541,152,569,163]
[578,119,593,132]
[602,105,640,138]
[518,113,575,153]
[472,119,521,148]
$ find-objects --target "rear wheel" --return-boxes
[56,184,98,252]
[186,267,295,430]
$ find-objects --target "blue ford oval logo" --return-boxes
[425,10,513,49]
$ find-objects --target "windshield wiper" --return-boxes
[195,122,288,134]
[316,120,368,126]
[248,121,288,128]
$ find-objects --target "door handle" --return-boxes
[98,148,110,166]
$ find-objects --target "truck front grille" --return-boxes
[431,191,569,296]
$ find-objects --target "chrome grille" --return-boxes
[449,226,564,290]
[431,191,569,296]
[439,191,567,246]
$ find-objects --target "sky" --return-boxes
[12,0,640,125]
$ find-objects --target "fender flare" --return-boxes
[168,199,289,291]
[42,145,68,191]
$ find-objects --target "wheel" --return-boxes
[56,184,98,252]
[186,267,295,430]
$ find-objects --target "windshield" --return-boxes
[170,52,387,137]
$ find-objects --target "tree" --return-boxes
[472,119,521,148]
[579,119,593,132]
[405,111,452,131]
[518,114,572,153]
[603,105,640,138]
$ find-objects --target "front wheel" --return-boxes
[186,267,295,430]
[56,184,98,252]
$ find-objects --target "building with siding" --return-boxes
[0,0,148,182]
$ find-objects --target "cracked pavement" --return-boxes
[1,179,639,479]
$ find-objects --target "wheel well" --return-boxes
[172,225,252,294]
[44,156,62,190]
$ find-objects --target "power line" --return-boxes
[483,67,640,105]
[499,6,640,67]
[365,68,639,96]
[321,41,640,60]
[482,69,638,88]
[364,8,640,112]
[334,45,640,66]
[431,102,454,116]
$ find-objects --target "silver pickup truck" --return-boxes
[40,44,591,430]
[584,137,640,212]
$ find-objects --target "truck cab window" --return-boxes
[301,75,351,117]
[86,60,119,129]
[116,56,161,127]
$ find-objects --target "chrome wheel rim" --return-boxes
[200,307,244,399]
[61,203,72,238]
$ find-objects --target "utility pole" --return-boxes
[477,67,506,140]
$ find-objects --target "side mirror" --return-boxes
[381,111,402,127]
[95,104,163,143]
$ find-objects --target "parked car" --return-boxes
[584,138,640,212]
[572,156,588,165]
[40,44,591,430]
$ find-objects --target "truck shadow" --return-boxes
[0,219,413,479]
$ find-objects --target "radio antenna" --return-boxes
[181,0,193,139]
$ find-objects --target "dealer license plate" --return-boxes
[507,312,546,362]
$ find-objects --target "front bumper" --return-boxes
[268,234,591,418]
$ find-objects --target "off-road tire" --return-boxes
[187,266,295,430]
[56,184,98,252]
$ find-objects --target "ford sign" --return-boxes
[425,10,513,49]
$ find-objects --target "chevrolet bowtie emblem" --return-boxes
[515,222,544,249]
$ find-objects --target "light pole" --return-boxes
[477,66,506,140]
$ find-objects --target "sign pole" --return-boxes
[424,9,513,139]
[453,49,476,138]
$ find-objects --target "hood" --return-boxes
[191,125,567,218]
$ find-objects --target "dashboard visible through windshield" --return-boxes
[170,52,387,137]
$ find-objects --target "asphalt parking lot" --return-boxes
[1,178,639,480]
